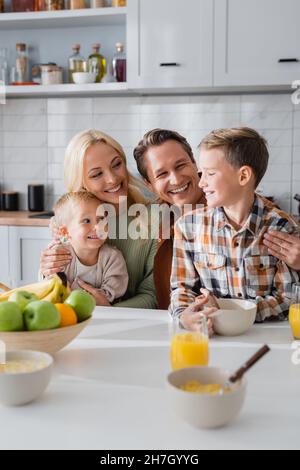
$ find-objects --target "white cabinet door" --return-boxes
[127,0,213,89]
[214,0,300,87]
[8,227,51,288]
[0,227,10,288]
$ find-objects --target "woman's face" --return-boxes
[83,142,129,205]
[143,140,203,206]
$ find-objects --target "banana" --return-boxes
[0,273,70,304]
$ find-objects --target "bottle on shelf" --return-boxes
[69,0,86,9]
[44,0,65,10]
[68,44,85,83]
[90,0,106,7]
[88,44,107,83]
[0,0,4,13]
[112,42,126,83]
[112,0,126,6]
[11,0,35,11]
[15,43,27,84]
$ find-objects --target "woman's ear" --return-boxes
[239,166,254,187]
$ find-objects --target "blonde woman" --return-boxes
[40,129,157,309]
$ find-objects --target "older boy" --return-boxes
[170,127,299,328]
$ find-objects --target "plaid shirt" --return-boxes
[170,195,299,322]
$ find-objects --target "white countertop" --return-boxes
[0,307,299,450]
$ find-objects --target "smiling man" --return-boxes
[134,129,206,310]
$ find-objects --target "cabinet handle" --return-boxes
[278,58,299,63]
[159,63,181,67]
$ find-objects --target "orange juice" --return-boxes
[289,304,300,339]
[170,333,209,370]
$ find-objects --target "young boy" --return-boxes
[170,127,299,330]
[54,191,128,306]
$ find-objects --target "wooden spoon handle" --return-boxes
[229,345,270,383]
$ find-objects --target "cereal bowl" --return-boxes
[213,299,257,336]
[0,350,53,406]
[166,367,247,429]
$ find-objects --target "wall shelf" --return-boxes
[3,82,131,98]
[0,7,127,30]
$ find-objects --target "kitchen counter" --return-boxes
[0,211,51,227]
[0,307,299,450]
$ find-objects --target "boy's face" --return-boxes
[63,199,108,252]
[198,146,244,208]
[143,140,202,206]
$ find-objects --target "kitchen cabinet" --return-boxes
[127,0,213,90]
[8,227,51,288]
[0,227,10,288]
[214,0,300,87]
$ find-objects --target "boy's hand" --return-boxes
[179,297,217,337]
[76,279,111,307]
[199,288,220,309]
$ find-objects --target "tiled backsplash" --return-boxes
[0,93,299,214]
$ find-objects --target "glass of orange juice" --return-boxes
[170,314,209,370]
[289,283,300,340]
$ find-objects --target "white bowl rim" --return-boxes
[0,350,53,376]
[167,366,247,397]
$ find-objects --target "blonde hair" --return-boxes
[54,191,100,227]
[64,129,147,205]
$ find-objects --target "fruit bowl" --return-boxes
[0,318,91,355]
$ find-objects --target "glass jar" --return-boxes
[112,0,126,6]
[112,42,126,82]
[69,0,86,9]
[0,48,9,85]
[12,0,35,11]
[68,44,85,83]
[15,43,27,83]
[44,0,64,10]
[88,43,107,82]
[90,0,106,7]
[41,64,63,85]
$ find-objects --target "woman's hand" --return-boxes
[263,230,300,271]
[179,296,217,337]
[40,242,72,278]
[77,279,111,307]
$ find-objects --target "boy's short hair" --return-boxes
[199,127,269,187]
[134,129,195,182]
[54,191,101,226]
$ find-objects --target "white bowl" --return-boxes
[166,367,247,429]
[213,298,257,336]
[0,350,53,406]
[72,72,97,84]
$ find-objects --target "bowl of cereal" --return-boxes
[166,366,247,429]
[0,350,53,406]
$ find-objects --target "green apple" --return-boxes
[64,290,95,322]
[0,301,24,332]
[9,290,38,312]
[24,301,60,331]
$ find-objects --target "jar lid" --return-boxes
[16,43,26,52]
[40,64,61,72]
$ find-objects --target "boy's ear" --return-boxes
[239,166,254,187]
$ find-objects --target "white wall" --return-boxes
[0,93,299,215]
